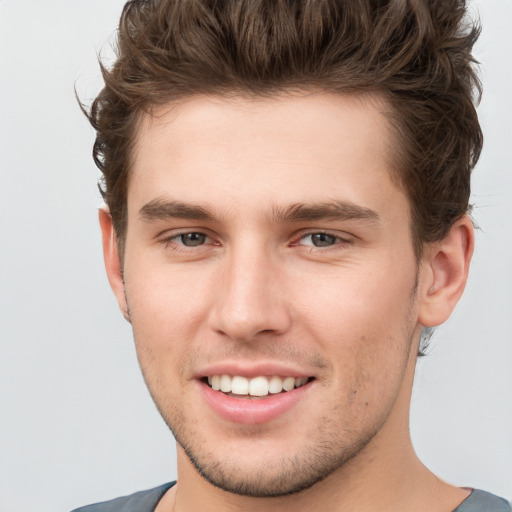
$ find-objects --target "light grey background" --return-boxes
[0,1,510,511]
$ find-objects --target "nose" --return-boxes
[208,244,292,342]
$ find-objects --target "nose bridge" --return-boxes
[209,238,290,341]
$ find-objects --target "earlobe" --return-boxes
[98,207,131,322]
[418,216,474,327]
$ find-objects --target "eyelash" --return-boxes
[294,232,352,250]
[161,231,216,251]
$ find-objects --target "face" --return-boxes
[117,92,425,496]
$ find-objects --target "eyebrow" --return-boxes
[138,198,379,224]
[139,199,215,222]
[270,201,380,224]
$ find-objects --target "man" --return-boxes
[74,0,510,511]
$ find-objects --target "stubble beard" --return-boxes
[128,277,420,498]
[165,408,380,498]
[135,333,417,499]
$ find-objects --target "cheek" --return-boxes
[122,261,212,388]
[293,261,417,395]
[125,257,210,330]
[295,263,417,344]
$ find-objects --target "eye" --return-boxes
[299,233,344,248]
[174,232,209,247]
[159,230,219,256]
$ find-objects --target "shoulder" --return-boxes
[453,489,511,512]
[71,482,176,512]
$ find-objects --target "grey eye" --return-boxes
[310,233,338,247]
[180,233,207,246]
[300,233,340,247]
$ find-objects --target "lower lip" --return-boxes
[200,381,312,425]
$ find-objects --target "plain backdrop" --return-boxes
[0,1,511,511]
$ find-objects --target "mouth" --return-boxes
[203,375,314,398]
[199,370,315,424]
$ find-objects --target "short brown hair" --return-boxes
[84,0,482,261]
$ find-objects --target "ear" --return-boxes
[418,216,474,327]
[99,207,131,322]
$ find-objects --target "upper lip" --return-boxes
[194,361,314,380]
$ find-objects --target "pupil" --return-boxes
[312,233,336,247]
[181,233,205,246]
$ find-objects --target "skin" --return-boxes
[100,92,474,512]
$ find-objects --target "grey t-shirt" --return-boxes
[72,483,511,512]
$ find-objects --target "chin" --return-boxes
[172,417,378,498]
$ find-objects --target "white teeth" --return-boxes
[249,376,269,396]
[220,374,232,393]
[268,375,283,394]
[282,377,295,392]
[211,375,221,391]
[295,377,307,387]
[231,376,249,395]
[206,375,310,396]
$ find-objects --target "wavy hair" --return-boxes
[84,0,482,266]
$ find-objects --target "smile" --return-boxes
[200,374,314,424]
[206,375,310,397]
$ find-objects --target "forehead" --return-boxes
[129,91,403,222]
